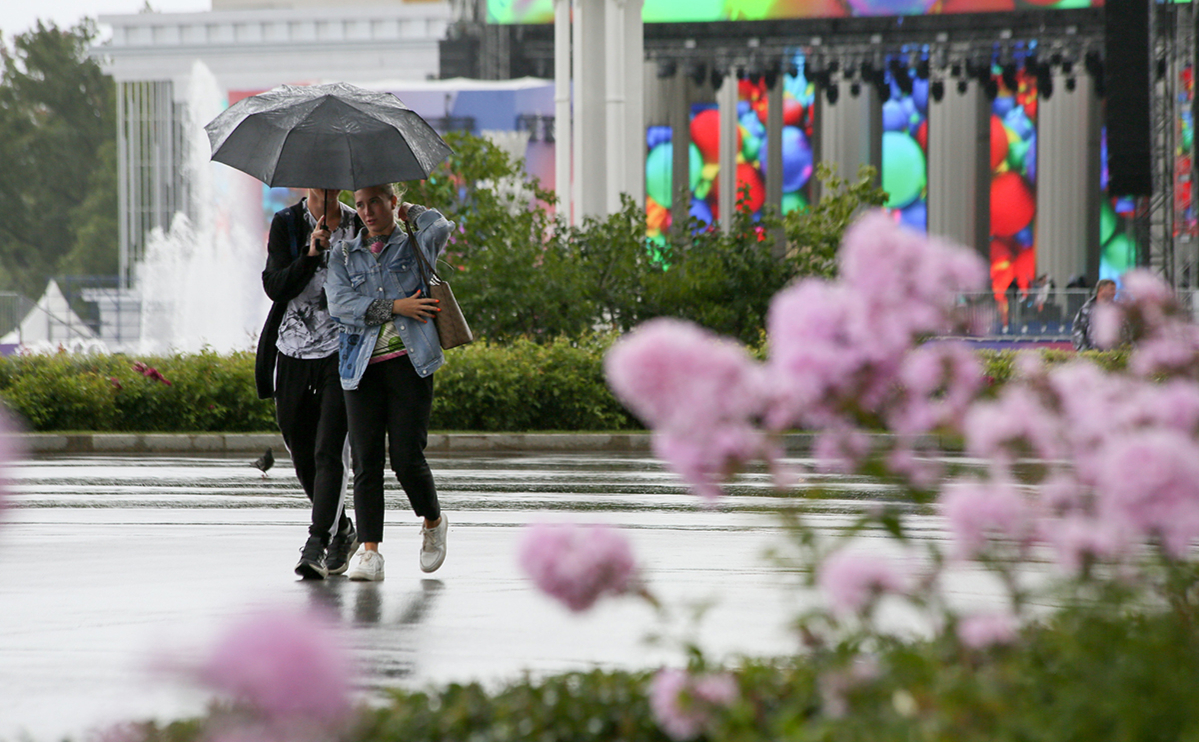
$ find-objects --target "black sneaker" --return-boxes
[326,522,360,576]
[295,535,328,580]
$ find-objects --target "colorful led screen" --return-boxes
[988,63,1038,329]
[489,0,1106,24]
[644,57,815,246]
[882,67,929,232]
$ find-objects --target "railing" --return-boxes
[955,287,1199,341]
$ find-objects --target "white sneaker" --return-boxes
[347,549,385,582]
[420,516,448,573]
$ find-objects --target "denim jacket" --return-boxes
[324,207,454,389]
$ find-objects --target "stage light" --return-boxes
[688,61,707,87]
[916,58,930,80]
[957,79,969,95]
[656,60,677,79]
[951,62,962,78]
[850,81,861,97]
[1065,76,1076,92]
[711,67,725,91]
[826,83,839,105]
[984,77,999,100]
[931,79,944,101]
[763,65,779,89]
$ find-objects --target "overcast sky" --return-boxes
[1,0,211,41]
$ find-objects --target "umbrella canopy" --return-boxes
[204,82,454,190]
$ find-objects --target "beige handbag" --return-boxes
[406,220,474,350]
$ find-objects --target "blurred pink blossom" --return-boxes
[813,427,872,474]
[964,387,1063,462]
[649,668,738,741]
[193,609,351,726]
[887,444,942,490]
[1129,326,1199,378]
[839,212,987,324]
[957,611,1018,649]
[1092,303,1124,349]
[519,523,637,612]
[1094,429,1199,557]
[1044,515,1131,573]
[941,478,1035,559]
[818,549,911,616]
[653,427,776,502]
[890,342,983,436]
[605,318,765,432]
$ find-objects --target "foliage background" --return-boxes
[0,21,116,298]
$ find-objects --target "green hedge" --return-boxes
[0,345,1127,433]
[0,337,639,433]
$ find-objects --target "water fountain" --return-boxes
[136,61,271,356]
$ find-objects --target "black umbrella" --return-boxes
[203,81,453,192]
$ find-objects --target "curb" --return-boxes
[16,431,962,455]
[19,432,663,455]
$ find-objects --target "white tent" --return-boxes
[1,279,98,347]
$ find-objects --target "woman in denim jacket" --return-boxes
[323,183,454,581]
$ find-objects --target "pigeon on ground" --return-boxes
[251,448,274,478]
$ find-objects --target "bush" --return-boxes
[0,342,640,433]
[0,351,275,433]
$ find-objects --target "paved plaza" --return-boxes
[0,450,808,741]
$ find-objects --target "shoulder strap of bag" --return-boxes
[404,219,441,285]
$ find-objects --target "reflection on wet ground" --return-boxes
[0,451,992,741]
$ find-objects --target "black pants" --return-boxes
[275,352,352,544]
[343,355,439,544]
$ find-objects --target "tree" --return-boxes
[0,20,116,298]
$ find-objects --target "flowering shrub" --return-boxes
[169,609,352,741]
[562,211,1199,740]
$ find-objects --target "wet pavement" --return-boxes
[0,451,996,741]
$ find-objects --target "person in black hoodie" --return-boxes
[256,188,363,579]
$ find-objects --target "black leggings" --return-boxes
[274,352,351,543]
[343,355,439,543]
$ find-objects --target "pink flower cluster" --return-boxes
[605,318,775,500]
[604,213,987,495]
[649,668,738,741]
[941,477,1035,559]
[132,361,172,386]
[191,609,352,728]
[817,548,912,616]
[957,352,1199,567]
[768,212,985,431]
[956,611,1018,649]
[518,522,637,612]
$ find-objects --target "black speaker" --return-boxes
[1103,0,1152,196]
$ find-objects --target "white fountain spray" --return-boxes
[136,61,271,355]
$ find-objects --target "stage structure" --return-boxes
[496,0,1197,291]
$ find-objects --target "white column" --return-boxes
[1035,70,1099,287]
[572,0,607,221]
[928,79,985,251]
[604,0,626,213]
[765,67,784,215]
[624,0,646,207]
[817,85,875,196]
[553,0,572,222]
[717,72,738,232]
